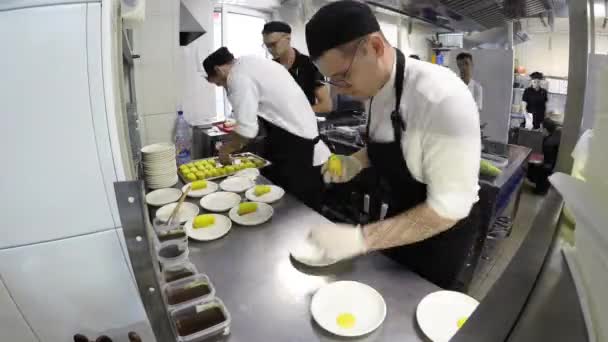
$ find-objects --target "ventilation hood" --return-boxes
[180,1,206,46]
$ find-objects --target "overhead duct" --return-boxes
[179,1,205,46]
[462,21,529,49]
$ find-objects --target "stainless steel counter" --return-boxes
[180,179,439,341]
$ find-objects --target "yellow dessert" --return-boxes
[179,165,189,172]
[185,173,197,181]
[191,180,207,190]
[195,171,205,179]
[328,155,342,177]
[237,202,258,215]
[336,313,356,329]
[457,317,468,329]
[193,214,215,229]
[226,166,236,173]
[254,185,271,197]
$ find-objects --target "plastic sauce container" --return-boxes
[164,274,215,310]
[157,240,189,269]
[163,262,198,283]
[171,298,231,342]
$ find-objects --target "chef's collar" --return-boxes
[373,50,398,104]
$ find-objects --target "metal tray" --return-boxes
[178,152,270,183]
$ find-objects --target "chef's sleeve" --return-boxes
[522,88,530,103]
[227,74,260,139]
[421,94,481,221]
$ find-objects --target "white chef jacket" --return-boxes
[227,55,331,166]
[467,79,483,111]
[367,55,481,220]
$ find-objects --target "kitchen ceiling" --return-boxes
[366,0,565,31]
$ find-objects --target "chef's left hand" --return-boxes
[218,149,232,166]
[309,224,367,261]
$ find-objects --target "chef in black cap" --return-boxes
[203,47,330,210]
[305,0,482,290]
[522,71,548,129]
[262,21,332,113]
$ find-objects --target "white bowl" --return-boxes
[228,202,273,226]
[290,238,339,267]
[146,188,182,207]
[311,281,387,337]
[141,143,175,154]
[183,182,218,197]
[155,202,200,224]
[220,176,255,193]
[199,192,242,212]
[416,291,479,342]
[245,185,285,204]
[184,214,232,241]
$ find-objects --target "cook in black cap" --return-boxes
[522,71,548,129]
[305,0,483,291]
[202,47,331,211]
[261,21,332,113]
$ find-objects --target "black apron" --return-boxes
[366,49,481,291]
[259,117,323,211]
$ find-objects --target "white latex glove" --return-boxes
[321,155,363,184]
[309,224,367,261]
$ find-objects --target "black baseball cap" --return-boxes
[203,47,235,77]
[262,21,292,34]
[530,71,544,80]
[306,0,380,60]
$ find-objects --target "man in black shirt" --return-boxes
[262,21,332,113]
[522,71,548,129]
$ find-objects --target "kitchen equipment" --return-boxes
[182,181,218,198]
[311,281,387,337]
[199,192,242,212]
[228,202,273,226]
[184,215,232,242]
[416,290,479,342]
[146,188,183,207]
[156,202,200,224]
[163,262,198,283]
[219,176,255,193]
[245,185,285,204]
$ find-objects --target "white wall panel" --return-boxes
[0,230,153,342]
[0,4,115,247]
[0,278,37,342]
[142,112,176,144]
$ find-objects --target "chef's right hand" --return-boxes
[321,154,362,184]
[218,149,232,166]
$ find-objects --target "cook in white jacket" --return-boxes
[305,1,482,290]
[203,47,330,210]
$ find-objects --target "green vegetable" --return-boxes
[480,160,502,177]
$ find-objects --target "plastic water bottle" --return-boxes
[175,110,192,165]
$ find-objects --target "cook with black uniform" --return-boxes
[522,71,548,129]
[262,21,332,113]
[305,1,482,290]
[203,47,330,210]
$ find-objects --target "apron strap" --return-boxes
[365,48,407,144]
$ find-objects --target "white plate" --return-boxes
[245,185,285,203]
[200,192,242,212]
[145,188,182,207]
[184,214,232,241]
[141,143,175,154]
[183,181,218,197]
[311,281,387,337]
[290,238,339,267]
[416,290,480,342]
[155,202,200,223]
[220,176,255,193]
[228,202,273,226]
[234,168,260,181]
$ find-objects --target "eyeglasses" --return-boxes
[319,38,367,89]
[262,35,288,51]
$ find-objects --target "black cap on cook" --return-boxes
[262,21,292,34]
[305,0,380,60]
[203,47,235,77]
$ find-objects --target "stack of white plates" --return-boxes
[141,143,178,189]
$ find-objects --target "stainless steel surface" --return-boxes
[184,177,439,341]
[506,244,588,342]
[556,0,589,173]
[115,181,175,342]
[452,187,564,342]
[480,144,531,188]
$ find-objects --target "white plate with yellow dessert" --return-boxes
[155,202,200,224]
[245,185,285,203]
[220,176,255,193]
[200,192,242,212]
[182,180,218,198]
[228,202,273,226]
[184,214,232,241]
[311,281,386,337]
[234,167,260,181]
[416,290,479,342]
